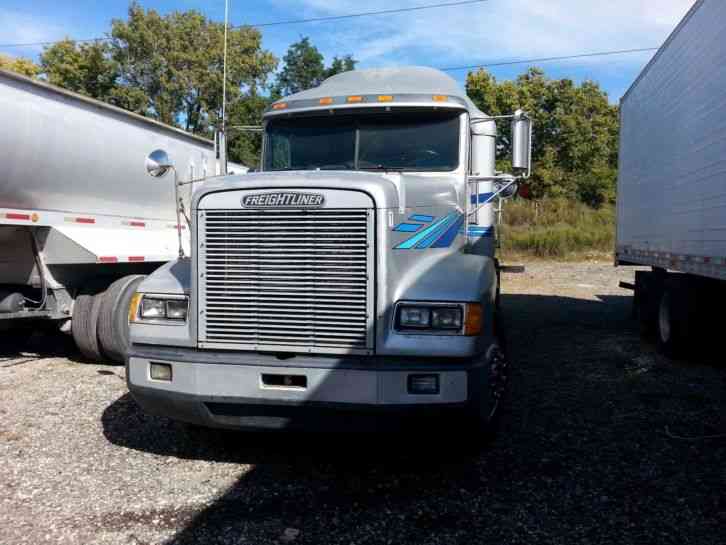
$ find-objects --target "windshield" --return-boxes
[264,111,461,172]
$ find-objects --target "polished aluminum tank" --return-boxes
[0,69,218,222]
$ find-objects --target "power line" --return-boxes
[0,0,489,48]
[254,0,488,27]
[439,47,660,72]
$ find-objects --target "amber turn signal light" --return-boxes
[464,303,483,336]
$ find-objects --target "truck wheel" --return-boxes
[98,275,145,364]
[460,342,509,450]
[71,291,105,361]
[657,284,689,358]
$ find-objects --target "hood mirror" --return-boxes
[511,110,532,175]
[145,149,173,178]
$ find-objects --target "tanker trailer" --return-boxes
[0,69,246,362]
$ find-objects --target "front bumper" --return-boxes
[127,346,489,431]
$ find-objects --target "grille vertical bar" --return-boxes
[198,208,374,354]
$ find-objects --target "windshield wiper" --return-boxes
[359,165,408,171]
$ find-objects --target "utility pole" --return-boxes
[220,0,230,175]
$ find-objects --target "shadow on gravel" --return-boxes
[101,292,726,544]
[0,325,80,362]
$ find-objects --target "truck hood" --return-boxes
[193,170,462,211]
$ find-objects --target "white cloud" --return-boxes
[272,0,697,67]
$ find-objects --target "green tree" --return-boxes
[227,91,270,169]
[110,2,277,133]
[466,68,619,207]
[38,3,278,168]
[274,37,357,97]
[0,54,40,77]
[324,54,357,80]
[40,39,119,101]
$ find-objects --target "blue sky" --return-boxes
[0,0,697,101]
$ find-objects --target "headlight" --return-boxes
[431,307,462,329]
[141,298,166,319]
[395,302,481,336]
[166,299,189,320]
[399,306,431,328]
[130,293,189,323]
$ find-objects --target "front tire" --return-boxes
[460,342,509,450]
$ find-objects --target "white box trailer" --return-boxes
[0,69,245,362]
[616,0,726,355]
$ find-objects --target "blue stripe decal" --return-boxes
[470,193,495,205]
[393,223,423,233]
[431,214,466,248]
[395,213,457,250]
[415,213,461,249]
[409,214,435,223]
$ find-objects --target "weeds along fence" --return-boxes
[499,198,615,258]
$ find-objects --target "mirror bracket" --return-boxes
[145,149,184,259]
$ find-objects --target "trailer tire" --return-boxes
[657,281,690,358]
[635,271,661,339]
[98,275,145,364]
[72,291,105,362]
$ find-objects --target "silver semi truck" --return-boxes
[617,0,726,356]
[127,66,532,434]
[0,69,244,362]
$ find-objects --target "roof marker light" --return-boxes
[378,95,394,102]
[272,102,288,110]
[347,95,363,103]
[319,97,333,105]
[432,95,448,102]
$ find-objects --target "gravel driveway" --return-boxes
[2,262,725,545]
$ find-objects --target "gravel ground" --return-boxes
[2,262,725,545]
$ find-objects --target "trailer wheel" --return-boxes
[72,291,105,361]
[635,271,661,339]
[98,275,145,364]
[657,282,689,358]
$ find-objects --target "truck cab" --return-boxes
[126,67,531,434]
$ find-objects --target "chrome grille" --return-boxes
[198,208,374,354]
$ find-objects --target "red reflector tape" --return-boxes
[98,256,118,263]
[6,213,30,221]
[128,256,145,262]
[75,217,95,224]
[129,221,146,228]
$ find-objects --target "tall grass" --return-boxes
[498,198,615,259]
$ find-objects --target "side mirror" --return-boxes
[511,110,532,175]
[145,149,173,178]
